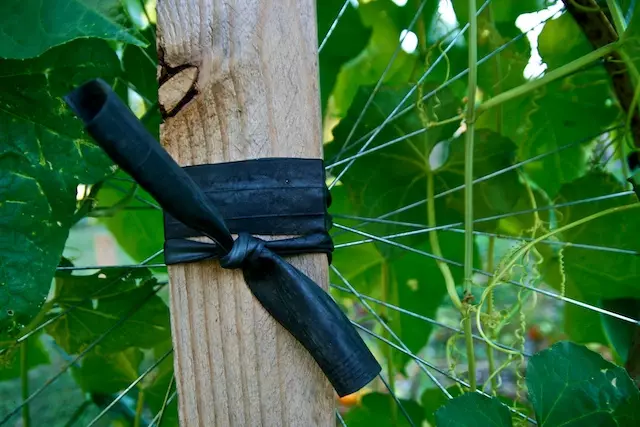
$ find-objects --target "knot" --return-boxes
[219,233,264,269]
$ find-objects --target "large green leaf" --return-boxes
[0,0,146,59]
[421,386,463,426]
[526,341,640,426]
[545,172,640,300]
[434,393,513,427]
[0,39,120,336]
[46,268,170,354]
[330,1,418,118]
[515,13,620,196]
[343,392,425,427]
[72,347,143,394]
[96,173,164,264]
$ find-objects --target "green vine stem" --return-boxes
[21,339,30,427]
[605,0,627,35]
[134,389,145,427]
[486,236,497,394]
[427,172,462,309]
[476,202,640,354]
[464,0,479,392]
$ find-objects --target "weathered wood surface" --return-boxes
[156,0,334,425]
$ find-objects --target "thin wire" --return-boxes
[0,249,165,353]
[148,391,178,427]
[336,409,348,427]
[328,0,430,169]
[331,265,453,398]
[318,0,351,53]
[378,374,417,427]
[57,263,167,271]
[333,191,634,248]
[352,322,537,425]
[334,216,637,255]
[445,228,639,255]
[86,349,174,427]
[327,0,492,190]
[330,283,531,357]
[328,7,560,162]
[0,283,166,425]
[334,223,640,325]
[330,124,624,236]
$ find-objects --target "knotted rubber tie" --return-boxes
[64,78,381,397]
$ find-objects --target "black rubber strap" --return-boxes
[65,78,381,397]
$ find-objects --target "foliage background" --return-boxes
[0,0,639,426]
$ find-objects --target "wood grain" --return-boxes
[156,1,334,425]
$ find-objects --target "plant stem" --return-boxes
[476,42,618,115]
[20,339,30,427]
[134,389,145,427]
[486,236,497,394]
[476,202,640,353]
[427,172,462,309]
[464,0,478,393]
[605,0,627,35]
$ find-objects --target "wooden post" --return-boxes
[156,1,335,426]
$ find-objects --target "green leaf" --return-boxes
[96,173,164,265]
[436,129,528,232]
[317,0,371,116]
[434,393,513,427]
[601,298,640,363]
[0,333,50,381]
[122,27,158,105]
[330,1,418,118]
[548,172,640,299]
[0,0,146,59]
[421,386,463,426]
[515,13,620,196]
[0,39,121,336]
[73,347,143,394]
[526,341,640,426]
[343,392,425,427]
[46,268,171,354]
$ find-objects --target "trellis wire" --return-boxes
[336,409,348,427]
[334,191,635,248]
[334,223,640,325]
[328,0,430,167]
[327,4,563,164]
[331,265,453,398]
[0,282,168,425]
[327,0,493,190]
[379,373,417,427]
[318,0,351,53]
[351,322,537,425]
[0,249,165,354]
[330,124,625,237]
[330,283,531,357]
[86,348,173,427]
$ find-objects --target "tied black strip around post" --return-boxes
[64,78,381,397]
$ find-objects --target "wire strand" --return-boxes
[334,223,640,325]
